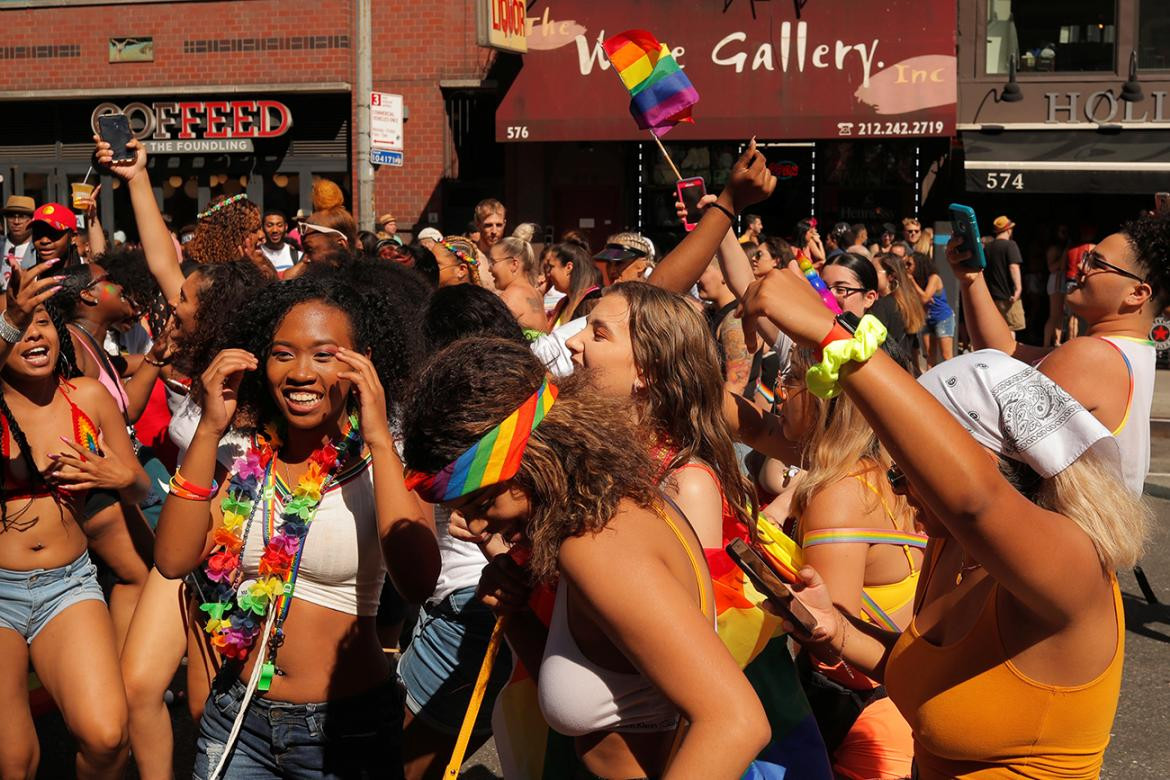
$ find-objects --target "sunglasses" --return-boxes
[1079,249,1146,284]
[297,221,349,244]
[887,463,908,494]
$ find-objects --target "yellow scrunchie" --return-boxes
[806,315,888,399]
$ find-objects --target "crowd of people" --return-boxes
[0,130,1163,780]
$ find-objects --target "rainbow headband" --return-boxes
[404,379,558,503]
[440,239,478,267]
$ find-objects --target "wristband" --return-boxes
[805,315,887,399]
[170,469,218,499]
[0,311,24,344]
[818,323,853,352]
[708,202,736,223]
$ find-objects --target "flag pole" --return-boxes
[443,617,506,777]
[650,132,683,182]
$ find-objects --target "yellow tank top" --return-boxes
[800,475,927,632]
[885,551,1125,779]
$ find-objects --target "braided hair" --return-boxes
[0,302,81,529]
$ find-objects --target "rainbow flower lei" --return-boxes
[198,412,362,662]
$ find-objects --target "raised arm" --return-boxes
[946,238,1048,362]
[649,139,776,294]
[95,137,184,302]
[79,184,107,259]
[740,268,1106,625]
[336,347,439,604]
[155,349,249,578]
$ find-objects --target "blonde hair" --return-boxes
[789,348,913,530]
[474,198,505,225]
[1037,449,1149,571]
[512,222,539,242]
[497,236,537,282]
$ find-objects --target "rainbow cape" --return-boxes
[491,515,832,779]
[602,30,699,137]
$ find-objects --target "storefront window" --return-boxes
[263,173,301,220]
[985,0,1116,74]
[1139,1,1170,70]
[163,175,200,229]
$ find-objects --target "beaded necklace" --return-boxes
[199,412,362,690]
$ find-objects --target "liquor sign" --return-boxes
[476,0,527,53]
[497,0,956,141]
[91,100,292,154]
[370,92,404,151]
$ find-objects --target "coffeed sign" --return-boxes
[91,100,293,154]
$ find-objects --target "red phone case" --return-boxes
[677,177,706,232]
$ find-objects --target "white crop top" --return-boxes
[238,454,386,616]
[538,502,713,737]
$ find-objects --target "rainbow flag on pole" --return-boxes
[602,29,699,137]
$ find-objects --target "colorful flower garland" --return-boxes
[198,412,362,667]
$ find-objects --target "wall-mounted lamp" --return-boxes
[1001,54,1023,103]
[1121,50,1143,103]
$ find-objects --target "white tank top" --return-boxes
[1099,337,1155,495]
[239,454,386,616]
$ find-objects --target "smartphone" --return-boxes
[1155,192,1170,216]
[97,113,135,164]
[948,203,987,270]
[677,176,706,232]
[726,539,818,634]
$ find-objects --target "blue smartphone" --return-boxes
[948,203,987,270]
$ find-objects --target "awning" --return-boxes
[495,0,956,143]
[962,129,1170,194]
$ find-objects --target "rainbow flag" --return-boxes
[602,29,699,137]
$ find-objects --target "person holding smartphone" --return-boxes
[735,253,1148,778]
[949,213,1170,500]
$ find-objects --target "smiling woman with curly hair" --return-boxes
[156,271,438,780]
[400,336,768,780]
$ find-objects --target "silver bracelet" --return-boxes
[0,312,24,344]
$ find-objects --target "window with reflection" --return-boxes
[1139,1,1170,70]
[986,0,1116,74]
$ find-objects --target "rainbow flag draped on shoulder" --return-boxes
[491,514,832,779]
[602,29,699,137]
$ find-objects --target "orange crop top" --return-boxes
[885,547,1125,779]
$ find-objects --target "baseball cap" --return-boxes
[417,227,443,242]
[31,203,77,232]
[993,215,1016,233]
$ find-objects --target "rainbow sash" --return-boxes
[405,379,557,503]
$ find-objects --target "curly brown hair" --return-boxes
[401,337,658,583]
[184,194,261,264]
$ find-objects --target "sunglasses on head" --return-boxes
[297,221,349,244]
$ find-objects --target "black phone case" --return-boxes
[97,115,135,162]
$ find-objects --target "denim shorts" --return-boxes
[194,677,404,780]
[397,585,513,735]
[0,551,105,643]
[925,313,956,339]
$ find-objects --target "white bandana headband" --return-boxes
[917,350,1120,479]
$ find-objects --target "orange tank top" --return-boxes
[885,551,1125,779]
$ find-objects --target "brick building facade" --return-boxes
[0,0,498,236]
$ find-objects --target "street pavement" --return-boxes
[32,373,1170,777]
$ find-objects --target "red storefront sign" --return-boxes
[497,0,956,142]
